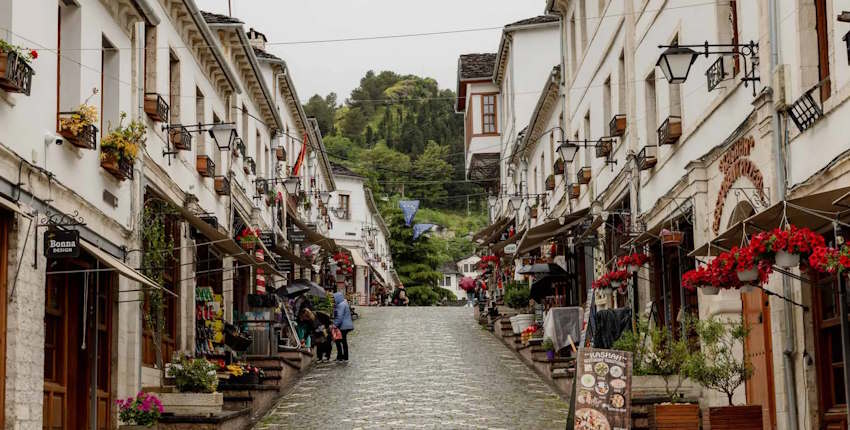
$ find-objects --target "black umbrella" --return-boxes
[518,263,568,276]
[530,275,561,301]
[277,279,320,297]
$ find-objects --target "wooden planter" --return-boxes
[553,158,565,175]
[255,179,267,195]
[58,120,98,150]
[637,145,658,171]
[0,50,34,95]
[144,93,169,122]
[595,139,612,158]
[196,155,214,177]
[214,176,230,195]
[244,157,255,175]
[649,403,700,430]
[609,114,627,137]
[660,230,684,247]
[658,116,682,145]
[530,207,538,219]
[577,167,592,184]
[568,183,581,199]
[234,137,245,158]
[709,405,763,430]
[276,146,286,161]
[545,175,555,191]
[169,125,191,151]
[158,391,223,416]
[100,148,133,181]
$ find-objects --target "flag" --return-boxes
[399,200,420,226]
[412,223,435,240]
[291,132,307,176]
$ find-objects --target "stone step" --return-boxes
[550,360,575,370]
[551,368,575,379]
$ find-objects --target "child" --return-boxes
[314,311,333,362]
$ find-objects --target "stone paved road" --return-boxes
[253,306,569,429]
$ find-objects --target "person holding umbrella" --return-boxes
[459,277,476,307]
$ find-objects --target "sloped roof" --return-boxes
[505,15,560,28]
[330,162,363,179]
[200,10,242,25]
[440,262,462,275]
[458,53,498,80]
[252,47,282,62]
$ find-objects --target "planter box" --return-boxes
[553,158,565,175]
[144,93,169,122]
[609,114,627,137]
[0,50,34,95]
[595,139,612,158]
[545,175,555,191]
[214,176,230,195]
[58,120,98,150]
[169,126,191,151]
[658,116,682,145]
[660,230,684,247]
[530,207,538,219]
[159,392,223,416]
[577,167,591,184]
[637,145,658,170]
[569,183,581,199]
[244,157,255,175]
[649,403,699,430]
[709,405,763,430]
[275,146,286,161]
[196,155,214,177]
[100,149,133,181]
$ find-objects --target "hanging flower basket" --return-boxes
[737,268,759,282]
[775,250,800,268]
[617,253,649,272]
[702,286,720,295]
[660,229,684,247]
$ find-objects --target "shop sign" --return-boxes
[259,231,275,248]
[570,348,632,430]
[288,226,305,243]
[504,243,517,254]
[275,258,293,273]
[44,229,80,258]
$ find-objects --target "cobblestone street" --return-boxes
[254,307,569,429]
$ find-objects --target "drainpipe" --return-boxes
[557,12,571,215]
[134,20,146,394]
[768,0,798,428]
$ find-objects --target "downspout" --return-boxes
[134,20,146,393]
[768,0,798,428]
[557,10,571,215]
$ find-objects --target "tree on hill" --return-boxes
[383,201,442,288]
[408,141,453,207]
[303,93,337,136]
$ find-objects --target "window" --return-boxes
[815,0,831,101]
[142,201,180,367]
[101,36,119,132]
[570,14,578,73]
[583,112,591,166]
[339,194,350,219]
[598,0,607,17]
[212,113,222,174]
[58,4,82,119]
[168,51,180,124]
[617,52,626,114]
[645,72,658,146]
[195,88,205,155]
[144,25,157,95]
[482,95,497,134]
[444,276,451,287]
[603,76,612,126]
[578,0,588,51]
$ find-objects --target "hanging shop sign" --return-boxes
[259,231,275,248]
[504,243,518,255]
[571,348,632,430]
[43,229,80,259]
[288,226,305,244]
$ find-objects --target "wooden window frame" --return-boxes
[814,0,831,101]
[339,194,351,220]
[475,93,499,136]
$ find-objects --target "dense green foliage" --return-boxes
[406,286,440,306]
[304,70,488,293]
[684,318,753,406]
[168,356,218,393]
[504,282,531,310]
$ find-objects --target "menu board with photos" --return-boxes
[572,348,632,430]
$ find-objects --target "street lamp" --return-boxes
[509,194,523,211]
[283,177,300,196]
[208,123,237,151]
[319,191,332,205]
[656,45,698,84]
[557,142,579,163]
[487,194,498,208]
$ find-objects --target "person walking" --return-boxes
[333,292,354,361]
[314,311,333,363]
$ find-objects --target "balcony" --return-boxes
[168,125,192,151]
[0,50,34,96]
[595,139,612,158]
[196,155,214,177]
[244,157,256,175]
[637,146,658,171]
[545,174,556,191]
[255,178,268,195]
[553,158,565,175]
[577,167,591,185]
[658,116,682,145]
[214,175,230,195]
[144,93,169,123]
[465,133,501,182]
[609,114,626,137]
[568,183,581,200]
[100,147,133,181]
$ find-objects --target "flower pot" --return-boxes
[708,404,763,430]
[649,403,700,430]
[660,230,684,247]
[509,316,520,334]
[628,264,639,273]
[514,314,535,334]
[737,268,758,282]
[158,392,223,416]
[775,250,800,268]
[702,286,720,295]
[611,281,622,289]
[546,350,555,361]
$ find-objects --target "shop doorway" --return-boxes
[43,258,115,430]
[741,290,776,430]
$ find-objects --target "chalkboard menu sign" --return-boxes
[572,348,632,430]
[259,231,275,248]
[44,229,80,259]
[287,226,305,243]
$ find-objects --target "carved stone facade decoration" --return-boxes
[712,137,766,233]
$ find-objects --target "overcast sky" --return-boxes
[196,0,545,101]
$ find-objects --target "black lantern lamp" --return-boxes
[209,123,237,151]
[557,142,579,163]
[283,177,300,196]
[657,41,760,95]
[319,191,332,205]
[656,46,698,84]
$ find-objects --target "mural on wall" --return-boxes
[713,136,766,233]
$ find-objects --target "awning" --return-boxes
[350,249,368,267]
[479,217,514,247]
[274,244,311,267]
[79,239,166,293]
[516,209,591,255]
[491,231,523,254]
[473,218,504,242]
[286,205,337,252]
[692,186,850,256]
[0,194,30,217]
[575,216,603,244]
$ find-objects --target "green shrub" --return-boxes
[434,286,457,302]
[684,317,753,406]
[504,284,530,310]
[406,286,440,306]
[167,355,218,393]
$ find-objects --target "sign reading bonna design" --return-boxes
[571,348,632,430]
[43,229,80,259]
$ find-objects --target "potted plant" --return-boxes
[617,252,649,273]
[59,103,99,149]
[542,337,555,361]
[100,112,144,181]
[682,265,718,295]
[660,228,684,247]
[686,317,760,430]
[733,246,759,283]
[160,355,223,416]
[236,227,260,251]
[116,391,162,429]
[607,269,629,289]
[614,318,700,430]
[750,225,825,268]
[0,39,36,95]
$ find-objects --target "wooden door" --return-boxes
[813,277,849,429]
[742,289,776,430]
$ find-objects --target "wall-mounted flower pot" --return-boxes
[0,50,34,95]
[638,145,658,170]
[196,155,214,178]
[660,230,683,247]
[276,146,286,161]
[568,183,581,200]
[649,403,700,430]
[144,93,169,123]
[58,120,98,150]
[775,250,800,268]
[545,175,555,191]
[595,139,612,158]
[708,405,763,430]
[658,115,682,145]
[609,113,626,137]
[530,207,538,219]
[737,268,758,282]
[100,149,133,181]
[577,167,591,185]
[244,157,255,175]
[553,158,565,175]
[169,126,191,151]
[214,176,230,196]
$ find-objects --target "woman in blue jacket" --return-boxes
[333,292,354,361]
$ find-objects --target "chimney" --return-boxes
[246,28,267,51]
